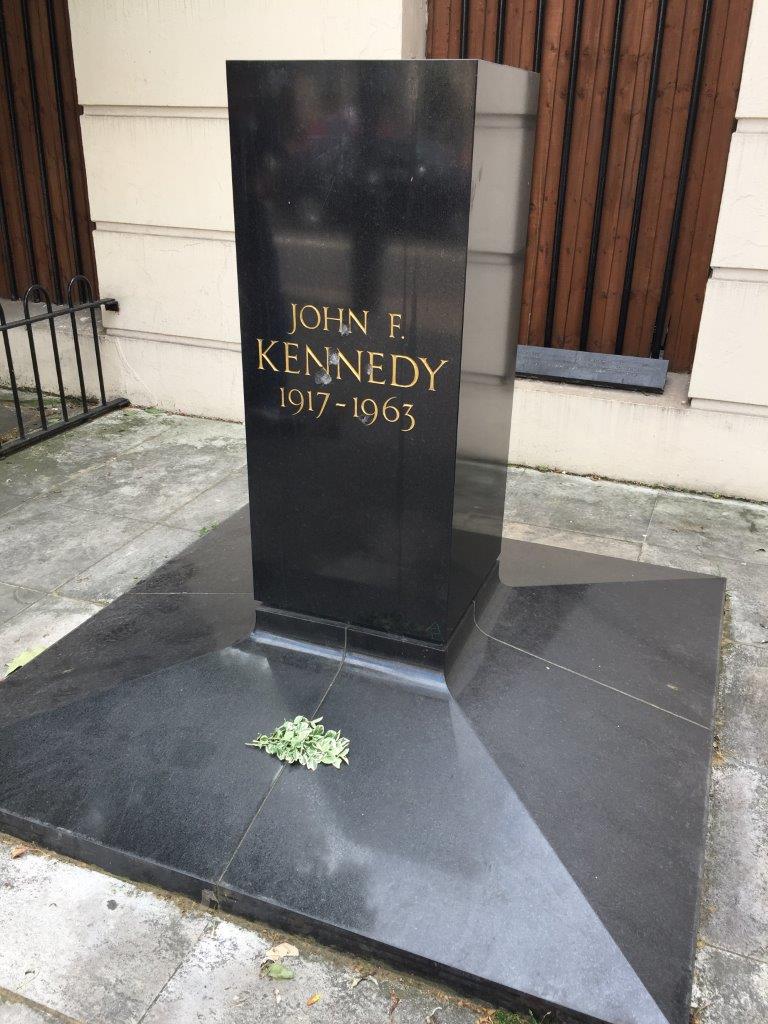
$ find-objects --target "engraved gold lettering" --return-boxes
[299,304,321,330]
[348,309,369,335]
[388,312,402,339]
[288,303,298,336]
[323,306,344,332]
[367,352,386,385]
[304,344,330,376]
[390,353,419,388]
[418,356,449,392]
[283,341,300,374]
[256,338,279,372]
[335,348,363,382]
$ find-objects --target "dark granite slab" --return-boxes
[221,617,715,1024]
[476,575,724,724]
[0,512,724,1024]
[515,347,669,393]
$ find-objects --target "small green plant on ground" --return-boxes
[247,715,350,770]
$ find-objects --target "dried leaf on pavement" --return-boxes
[10,845,30,859]
[389,989,400,1016]
[263,941,299,962]
[5,647,45,677]
[306,993,321,1006]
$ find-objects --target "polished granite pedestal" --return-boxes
[0,508,724,1024]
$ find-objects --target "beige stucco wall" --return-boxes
[66,0,427,420]
[689,3,768,415]
[57,0,768,499]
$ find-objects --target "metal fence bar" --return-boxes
[0,277,123,457]
[0,304,25,444]
[543,0,585,346]
[459,0,470,58]
[614,0,668,355]
[21,299,48,430]
[650,0,712,359]
[580,0,625,350]
[534,0,547,73]
[66,283,89,413]
[495,0,507,63]
[1,296,118,332]
[69,275,107,404]
[23,285,68,421]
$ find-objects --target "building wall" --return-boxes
[66,0,426,420]
[58,1,768,500]
[689,3,768,416]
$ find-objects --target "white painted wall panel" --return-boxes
[95,231,239,343]
[81,114,234,231]
[711,131,768,271]
[689,279,768,408]
[68,0,419,107]
[736,2,767,120]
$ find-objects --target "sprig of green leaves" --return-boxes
[247,716,350,771]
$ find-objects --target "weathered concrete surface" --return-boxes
[0,409,247,671]
[0,411,766,1023]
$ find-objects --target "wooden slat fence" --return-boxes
[427,0,752,371]
[0,0,96,304]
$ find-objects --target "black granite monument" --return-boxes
[228,59,536,646]
[0,60,725,1024]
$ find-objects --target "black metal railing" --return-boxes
[0,276,127,457]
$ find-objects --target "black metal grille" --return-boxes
[0,275,127,457]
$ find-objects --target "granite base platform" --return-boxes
[0,508,724,1024]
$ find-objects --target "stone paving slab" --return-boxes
[163,470,249,532]
[504,468,659,544]
[0,998,66,1024]
[718,643,768,772]
[0,837,208,1024]
[693,946,768,1024]
[0,497,151,592]
[57,524,200,604]
[0,586,42,630]
[700,763,768,962]
[645,492,768,567]
[0,595,101,673]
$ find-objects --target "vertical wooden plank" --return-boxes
[0,13,30,294]
[621,0,690,356]
[51,0,97,291]
[3,0,52,295]
[557,0,611,348]
[589,0,657,351]
[519,1,572,345]
[28,0,75,301]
